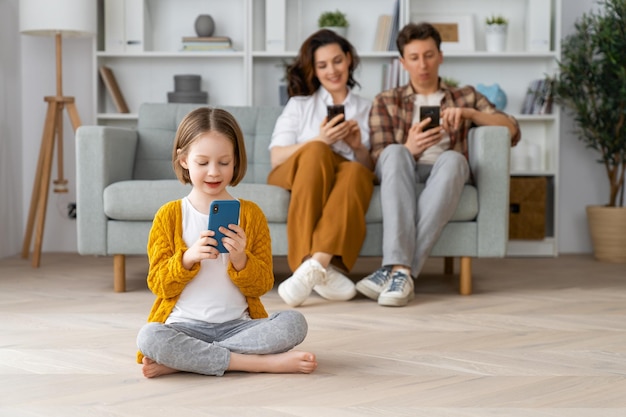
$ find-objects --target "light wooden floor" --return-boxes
[1,253,626,416]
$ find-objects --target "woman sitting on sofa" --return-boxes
[267,29,376,307]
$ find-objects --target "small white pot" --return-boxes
[485,24,507,52]
[321,26,348,38]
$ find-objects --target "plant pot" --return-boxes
[485,24,507,52]
[321,26,347,38]
[586,205,626,262]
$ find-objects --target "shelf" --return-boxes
[507,238,557,257]
[443,51,558,59]
[510,171,556,177]
[514,114,557,122]
[97,51,245,58]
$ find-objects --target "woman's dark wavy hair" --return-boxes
[286,29,360,97]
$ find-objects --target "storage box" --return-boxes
[509,177,547,239]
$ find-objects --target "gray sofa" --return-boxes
[76,103,511,294]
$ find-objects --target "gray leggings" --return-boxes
[136,310,308,376]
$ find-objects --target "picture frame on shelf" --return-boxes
[411,14,475,52]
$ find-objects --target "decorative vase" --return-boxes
[586,206,626,263]
[485,23,507,52]
[476,83,507,110]
[321,26,347,38]
[195,14,215,37]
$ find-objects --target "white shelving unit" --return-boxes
[92,0,561,256]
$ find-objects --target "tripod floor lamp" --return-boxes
[19,0,96,267]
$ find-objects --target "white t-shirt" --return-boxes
[269,87,372,161]
[413,91,450,164]
[165,197,249,324]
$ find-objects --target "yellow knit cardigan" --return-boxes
[136,198,273,363]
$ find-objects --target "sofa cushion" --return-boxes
[104,180,191,221]
[104,180,291,223]
[365,184,478,223]
[104,180,478,223]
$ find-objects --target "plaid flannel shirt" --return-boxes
[369,80,521,163]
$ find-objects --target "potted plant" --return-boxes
[318,10,349,38]
[485,14,508,52]
[551,0,626,262]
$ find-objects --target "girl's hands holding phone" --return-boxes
[183,230,220,269]
[182,226,247,270]
[218,223,247,270]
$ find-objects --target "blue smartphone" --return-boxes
[208,200,240,253]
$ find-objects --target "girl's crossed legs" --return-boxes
[137,310,316,378]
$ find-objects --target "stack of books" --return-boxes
[373,0,400,51]
[181,36,233,52]
[521,78,553,115]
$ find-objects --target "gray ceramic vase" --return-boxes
[195,14,215,37]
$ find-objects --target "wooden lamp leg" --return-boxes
[22,100,59,266]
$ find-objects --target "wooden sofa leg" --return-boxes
[444,257,454,274]
[113,254,126,293]
[459,256,472,295]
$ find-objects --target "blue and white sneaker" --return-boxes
[355,267,392,300]
[377,270,414,307]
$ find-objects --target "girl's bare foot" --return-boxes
[229,350,317,374]
[141,357,180,378]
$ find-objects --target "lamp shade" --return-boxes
[20,0,96,37]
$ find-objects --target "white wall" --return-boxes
[0,0,611,257]
[0,0,23,258]
[557,0,606,254]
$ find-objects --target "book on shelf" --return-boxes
[521,78,553,115]
[181,36,234,51]
[381,58,402,91]
[373,15,392,51]
[182,36,232,43]
[387,0,400,51]
[98,66,129,113]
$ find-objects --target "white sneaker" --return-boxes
[377,270,415,307]
[313,265,356,301]
[278,259,326,307]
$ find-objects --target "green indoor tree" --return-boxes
[552,0,626,207]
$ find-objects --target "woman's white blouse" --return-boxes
[268,87,372,161]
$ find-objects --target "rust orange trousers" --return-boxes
[267,141,375,272]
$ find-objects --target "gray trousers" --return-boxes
[136,310,308,376]
[375,144,470,277]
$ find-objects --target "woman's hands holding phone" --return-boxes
[319,113,351,145]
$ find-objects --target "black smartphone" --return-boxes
[419,106,441,130]
[207,200,240,253]
[327,104,345,125]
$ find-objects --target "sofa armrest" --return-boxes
[468,126,511,257]
[76,126,138,255]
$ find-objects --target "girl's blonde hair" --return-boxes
[172,107,247,186]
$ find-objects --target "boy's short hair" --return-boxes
[396,22,442,56]
[172,107,247,186]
